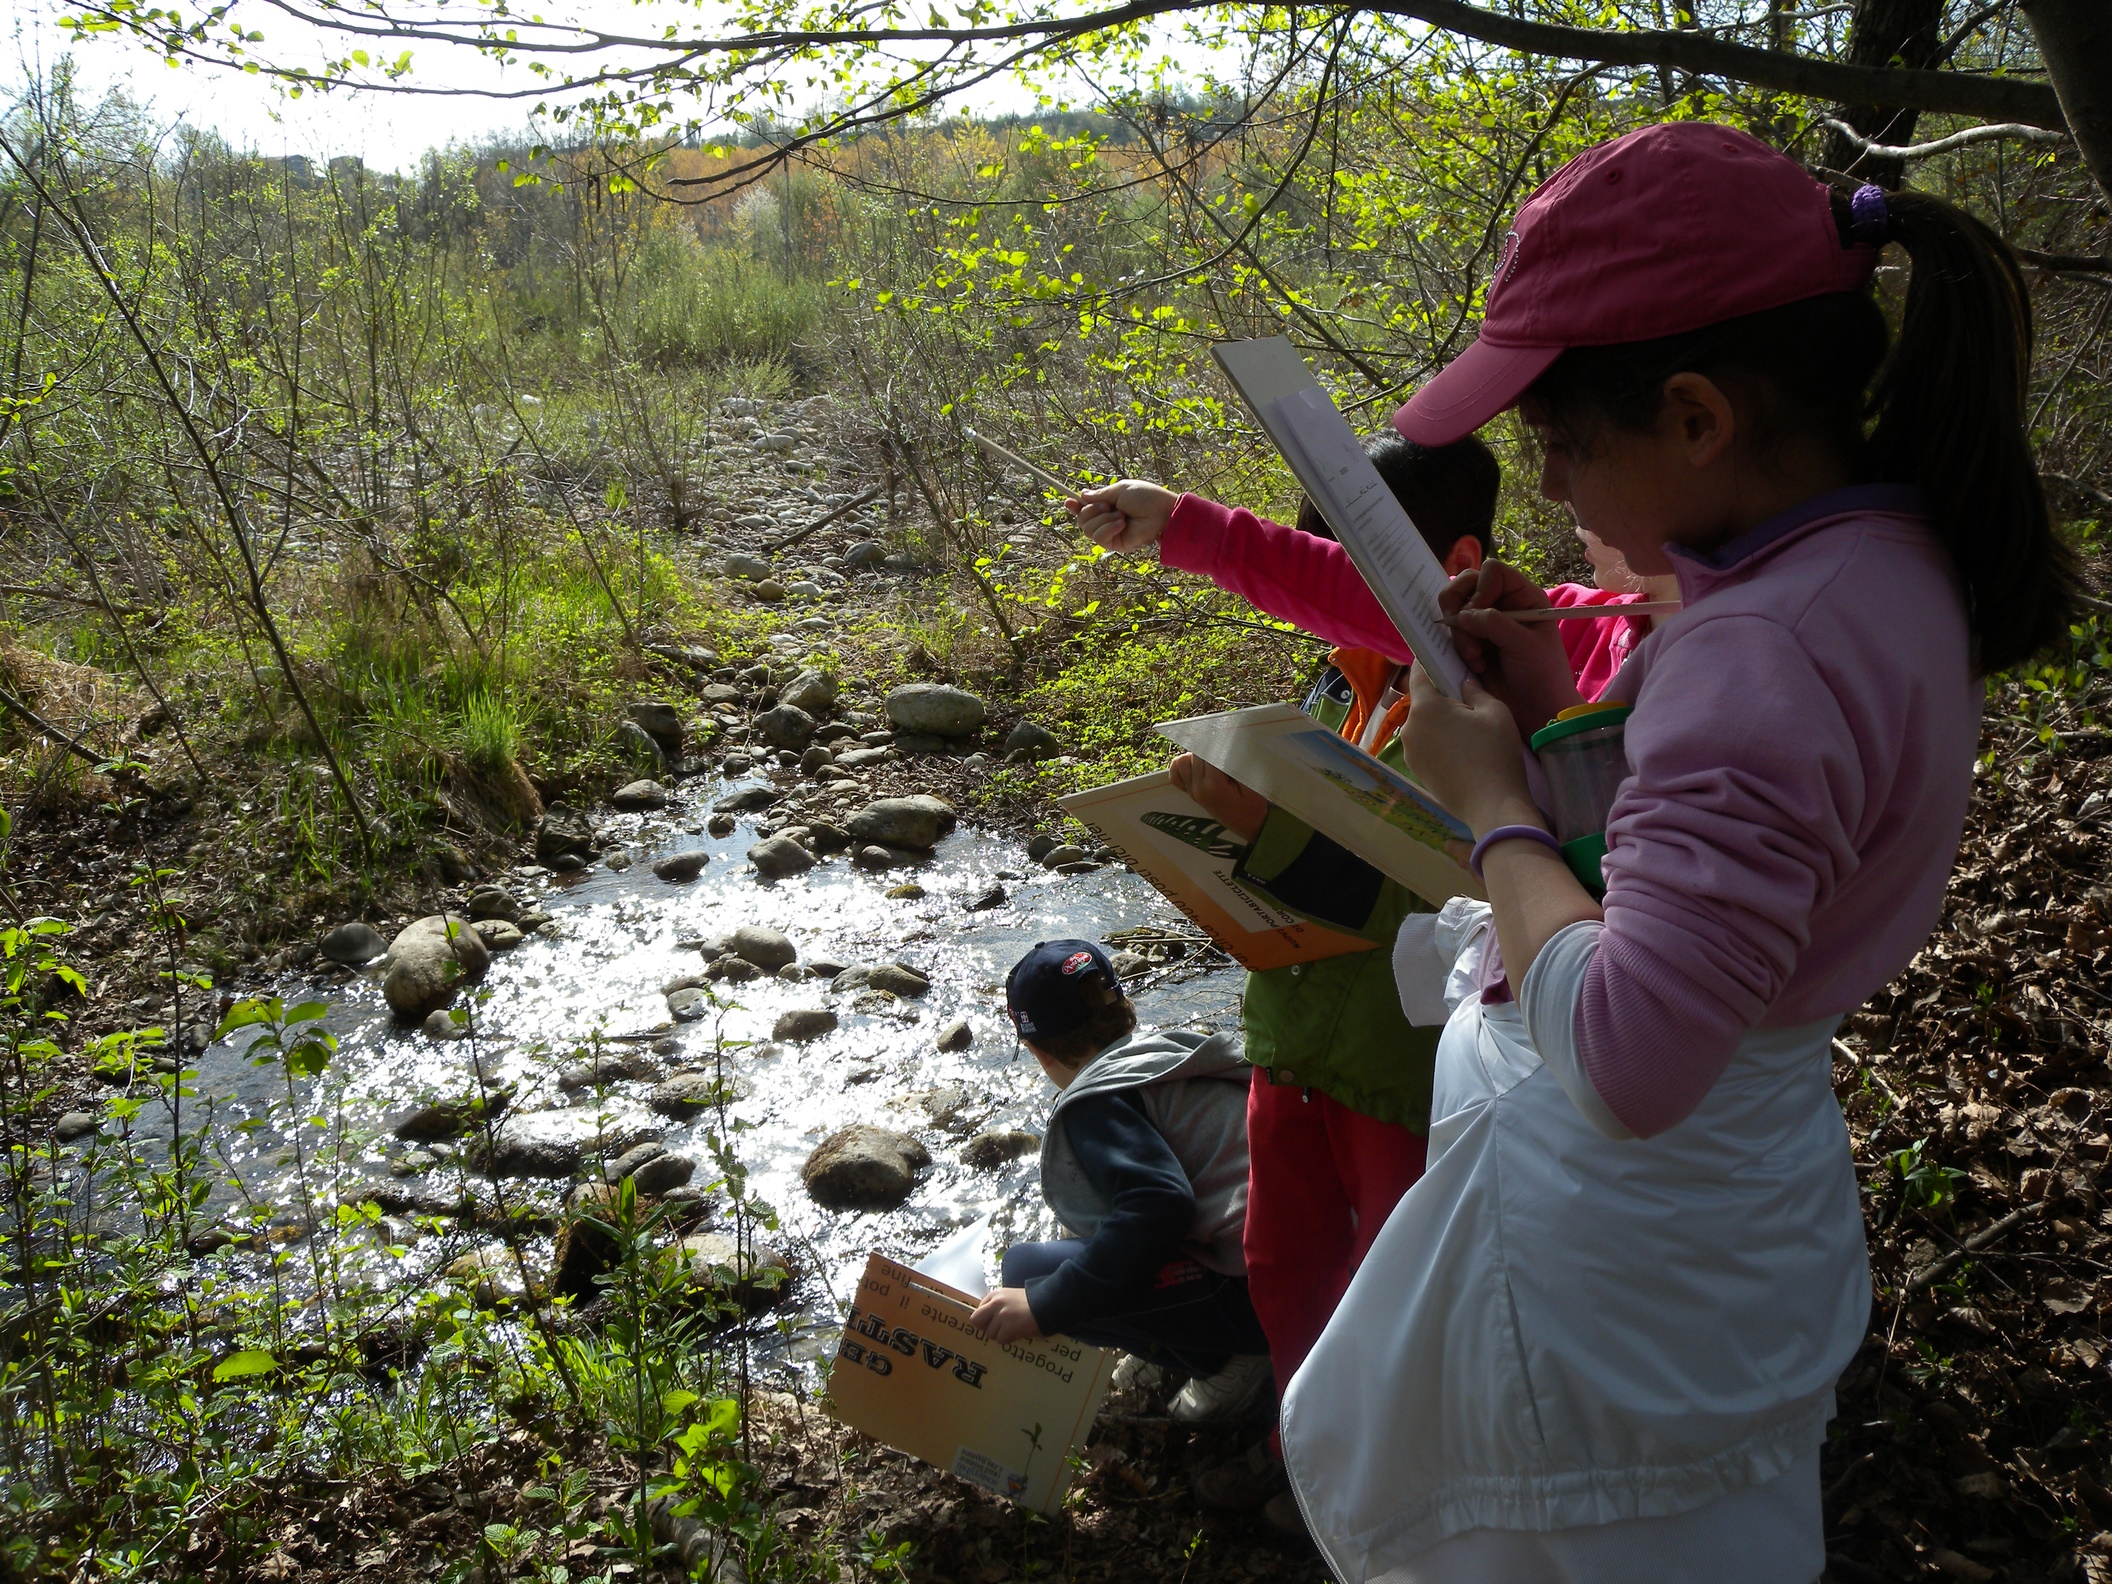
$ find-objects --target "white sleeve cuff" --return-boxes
[1519,920,1633,1140]
[1393,897,1494,1026]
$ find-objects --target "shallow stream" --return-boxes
[148,770,1241,1371]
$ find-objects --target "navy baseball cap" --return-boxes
[1005,939,1122,1041]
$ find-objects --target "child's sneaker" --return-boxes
[1110,1353,1163,1395]
[1192,1438,1287,1510]
[1168,1353,1273,1426]
[1262,1487,1309,1538]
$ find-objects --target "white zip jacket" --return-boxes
[1280,906,1864,1582]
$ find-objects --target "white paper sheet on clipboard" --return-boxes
[1211,338,1470,699]
[912,1214,994,1299]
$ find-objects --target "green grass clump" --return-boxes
[625,234,827,367]
[455,689,521,773]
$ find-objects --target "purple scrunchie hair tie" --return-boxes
[1849,183,1890,248]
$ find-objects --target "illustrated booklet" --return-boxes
[827,1254,1115,1515]
[1056,771,1380,970]
[1156,703,1483,908]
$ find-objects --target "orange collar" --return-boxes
[1330,646,1412,748]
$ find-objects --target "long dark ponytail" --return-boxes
[1529,186,2082,674]
[1867,188,2079,672]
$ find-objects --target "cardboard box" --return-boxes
[827,1254,1115,1514]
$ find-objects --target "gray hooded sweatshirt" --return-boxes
[1040,1028,1252,1277]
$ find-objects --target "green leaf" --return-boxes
[212,1349,277,1381]
[285,1001,330,1024]
[284,1037,333,1079]
[662,1388,701,1416]
[703,1395,740,1437]
[215,999,276,1038]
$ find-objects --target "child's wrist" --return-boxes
[1469,795,1550,841]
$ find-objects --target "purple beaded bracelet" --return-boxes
[1468,824,1561,879]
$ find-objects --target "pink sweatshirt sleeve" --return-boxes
[1158,494,1411,660]
[1159,502,1646,688]
[1571,615,1866,1137]
[1545,584,1651,702]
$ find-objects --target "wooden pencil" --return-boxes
[965,430,1076,496]
[1443,599,1681,626]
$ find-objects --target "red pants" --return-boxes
[1243,1071,1429,1415]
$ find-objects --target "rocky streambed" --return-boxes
[71,385,1242,1370]
[136,763,1239,1370]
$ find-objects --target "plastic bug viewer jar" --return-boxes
[1529,702,1635,895]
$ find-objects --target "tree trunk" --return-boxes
[1821,0,1946,187]
[2019,0,2112,206]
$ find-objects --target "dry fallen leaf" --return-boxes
[1923,1544,1995,1580]
[2043,1278,2096,1314]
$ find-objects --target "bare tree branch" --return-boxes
[67,0,2071,133]
[2015,245,2112,274]
[1374,0,2064,128]
[1822,114,2067,159]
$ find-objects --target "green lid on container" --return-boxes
[1530,701,1633,752]
[1559,832,1609,895]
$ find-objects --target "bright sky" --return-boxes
[9,0,1126,171]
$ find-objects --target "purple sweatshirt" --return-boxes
[1583,484,1979,1134]
[1166,484,1982,1138]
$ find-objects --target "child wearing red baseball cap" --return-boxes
[1265,122,2080,1583]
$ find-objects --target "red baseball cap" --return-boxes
[1394,122,1880,445]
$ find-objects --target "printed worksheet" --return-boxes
[1212,337,1470,698]
[1058,770,1379,969]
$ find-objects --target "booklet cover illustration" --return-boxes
[1156,704,1482,907]
[1057,771,1378,971]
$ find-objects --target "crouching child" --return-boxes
[968,940,1273,1425]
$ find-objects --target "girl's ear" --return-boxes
[1441,537,1485,576]
[1661,372,1737,467]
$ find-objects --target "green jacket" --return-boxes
[1230,664,1439,1134]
